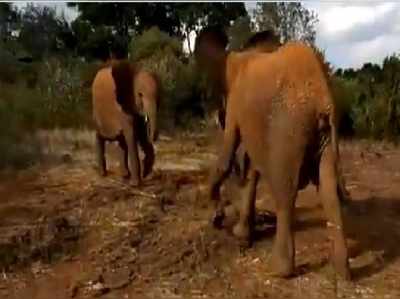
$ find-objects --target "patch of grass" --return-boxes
[0,84,43,170]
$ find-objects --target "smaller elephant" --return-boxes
[92,60,160,186]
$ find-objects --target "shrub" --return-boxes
[35,57,92,128]
[0,82,43,170]
[330,76,360,137]
[130,26,182,61]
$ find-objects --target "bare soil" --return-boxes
[1,129,400,299]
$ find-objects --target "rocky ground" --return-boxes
[0,128,400,299]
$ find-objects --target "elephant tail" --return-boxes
[318,102,339,161]
[331,112,340,163]
[111,60,135,114]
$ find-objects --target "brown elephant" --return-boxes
[195,27,351,279]
[92,60,160,186]
[214,31,350,215]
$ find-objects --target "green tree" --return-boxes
[227,15,254,51]
[18,4,74,59]
[381,55,400,138]
[0,3,18,43]
[254,2,318,45]
[67,3,135,38]
[69,3,248,57]
[175,3,247,53]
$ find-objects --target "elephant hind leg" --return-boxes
[209,125,240,227]
[123,125,141,187]
[96,132,107,177]
[269,185,297,278]
[117,136,130,179]
[319,144,351,280]
[233,169,259,247]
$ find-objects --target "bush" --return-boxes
[0,82,43,170]
[0,56,96,170]
[35,58,92,128]
[130,26,182,61]
[331,76,359,137]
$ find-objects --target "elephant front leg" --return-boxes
[233,169,259,247]
[95,133,107,177]
[319,144,351,280]
[118,138,130,179]
[209,126,240,228]
[139,137,155,179]
[123,126,142,187]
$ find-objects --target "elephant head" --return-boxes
[242,30,282,52]
[111,61,160,142]
[134,70,160,142]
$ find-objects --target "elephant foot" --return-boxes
[222,204,239,228]
[232,222,253,248]
[333,260,352,281]
[267,250,294,278]
[129,177,142,187]
[98,169,107,177]
[212,203,239,229]
[331,249,352,280]
[212,209,225,229]
[120,165,130,179]
[142,164,153,179]
[121,172,130,180]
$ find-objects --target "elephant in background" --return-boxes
[92,60,160,186]
[195,27,351,279]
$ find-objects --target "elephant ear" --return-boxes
[111,60,135,114]
[243,30,281,53]
[194,26,228,88]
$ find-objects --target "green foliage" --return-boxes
[35,58,92,128]
[0,56,95,169]
[0,83,43,169]
[330,76,359,137]
[227,15,254,51]
[0,47,38,87]
[334,54,400,140]
[0,56,92,129]
[18,4,75,59]
[130,27,182,61]
[0,3,18,42]
[254,2,318,45]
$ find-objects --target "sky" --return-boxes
[11,1,400,70]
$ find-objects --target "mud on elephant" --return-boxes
[195,27,351,279]
[92,60,161,186]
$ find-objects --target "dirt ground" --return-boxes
[1,128,400,299]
